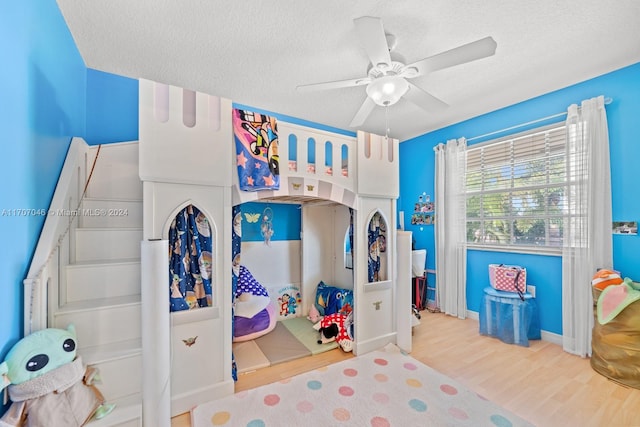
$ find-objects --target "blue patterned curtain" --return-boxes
[349,208,355,273]
[169,205,212,312]
[231,204,242,381]
[368,212,381,282]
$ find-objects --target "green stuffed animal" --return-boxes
[0,325,114,427]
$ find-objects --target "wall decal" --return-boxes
[182,336,198,347]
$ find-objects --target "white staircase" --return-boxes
[51,141,144,426]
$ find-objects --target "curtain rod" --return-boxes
[465,96,612,143]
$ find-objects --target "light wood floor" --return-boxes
[172,312,640,426]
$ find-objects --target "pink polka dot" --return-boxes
[333,407,351,421]
[296,400,314,413]
[449,407,469,420]
[403,362,417,370]
[374,373,388,382]
[370,416,391,427]
[263,394,280,406]
[440,384,458,395]
[339,386,354,396]
[343,368,358,377]
[374,358,388,366]
[373,392,390,404]
[279,378,292,384]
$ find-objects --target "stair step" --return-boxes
[75,228,143,262]
[86,394,142,427]
[79,198,142,229]
[87,142,142,201]
[66,260,140,304]
[83,351,142,404]
[80,338,142,365]
[54,296,141,348]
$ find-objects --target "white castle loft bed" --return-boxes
[137,80,413,420]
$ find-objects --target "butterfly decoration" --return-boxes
[292,183,301,190]
[182,336,198,347]
[244,213,261,223]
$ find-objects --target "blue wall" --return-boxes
[0,0,87,386]
[399,62,640,335]
[240,202,301,242]
[85,69,139,145]
[0,4,138,416]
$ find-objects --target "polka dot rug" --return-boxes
[191,343,533,427]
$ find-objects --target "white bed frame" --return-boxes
[137,80,411,419]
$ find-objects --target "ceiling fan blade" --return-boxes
[296,76,371,92]
[353,16,392,68]
[404,82,448,112]
[404,36,497,76]
[349,96,377,127]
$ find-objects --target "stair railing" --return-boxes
[23,138,101,335]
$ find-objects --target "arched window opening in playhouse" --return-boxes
[307,137,316,174]
[325,141,333,176]
[288,133,297,172]
[168,204,214,312]
[341,143,349,177]
[367,210,388,283]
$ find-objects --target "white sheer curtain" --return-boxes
[434,138,467,318]
[562,96,612,357]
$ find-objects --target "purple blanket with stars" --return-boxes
[233,108,280,192]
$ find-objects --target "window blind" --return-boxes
[465,125,569,247]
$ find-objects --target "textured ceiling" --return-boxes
[57,0,640,141]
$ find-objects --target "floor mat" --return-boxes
[192,343,534,427]
[253,321,311,365]
[232,340,270,374]
[280,316,338,354]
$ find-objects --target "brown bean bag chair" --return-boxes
[591,285,640,389]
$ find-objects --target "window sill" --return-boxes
[466,243,562,257]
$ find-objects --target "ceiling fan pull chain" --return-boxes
[385,105,390,140]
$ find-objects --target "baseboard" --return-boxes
[540,330,562,346]
[466,310,479,321]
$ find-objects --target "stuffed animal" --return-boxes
[0,325,114,426]
[314,312,353,352]
[592,269,623,291]
[306,304,322,323]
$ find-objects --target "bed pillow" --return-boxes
[314,281,354,317]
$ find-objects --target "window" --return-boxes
[466,124,567,249]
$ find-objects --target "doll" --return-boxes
[0,325,114,426]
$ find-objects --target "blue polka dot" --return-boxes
[307,380,323,390]
[490,414,513,427]
[247,420,265,427]
[409,398,427,412]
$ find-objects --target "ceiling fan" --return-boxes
[296,16,497,128]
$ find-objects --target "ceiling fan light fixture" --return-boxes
[366,75,409,106]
